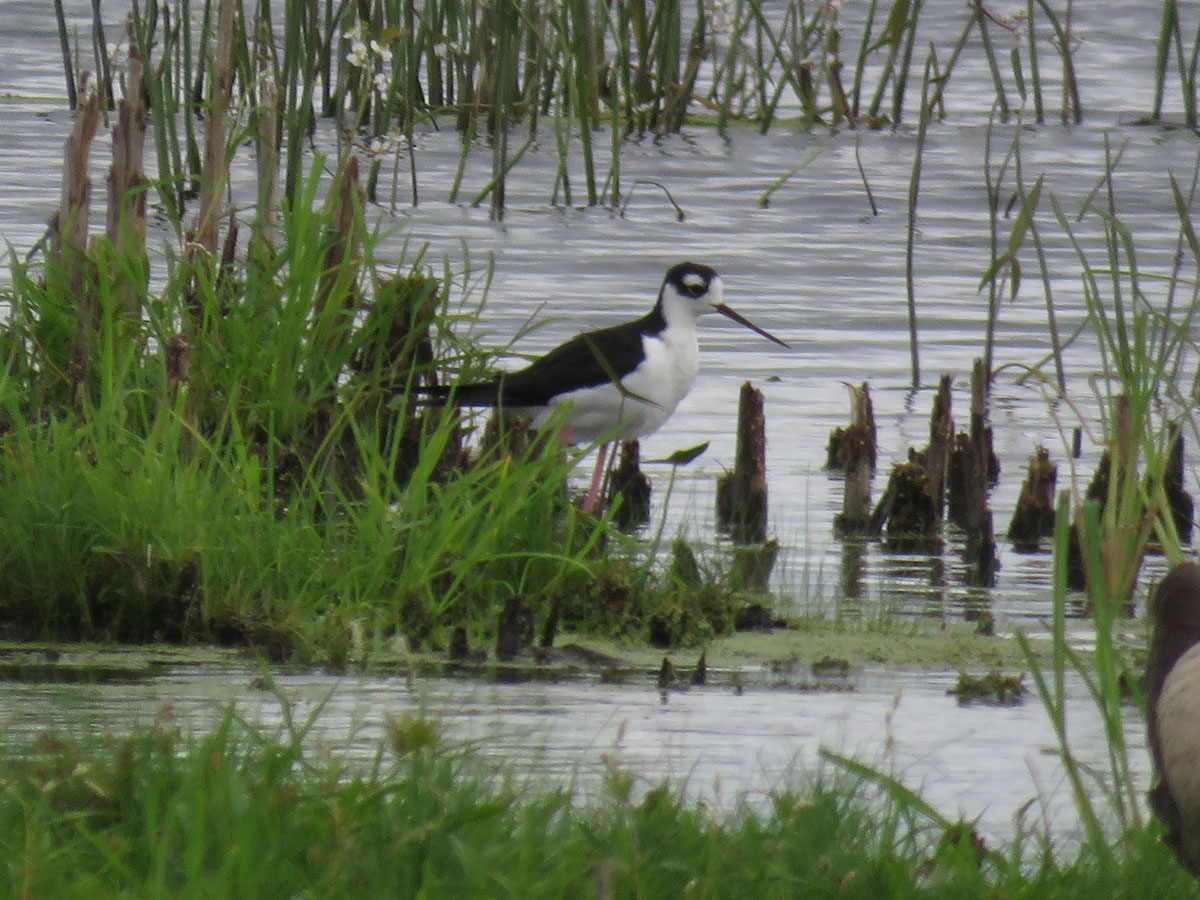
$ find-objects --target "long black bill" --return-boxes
[714,303,791,348]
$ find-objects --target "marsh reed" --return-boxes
[48,0,1179,222]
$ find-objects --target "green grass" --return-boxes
[0,145,766,659]
[2,114,777,658]
[0,705,1193,899]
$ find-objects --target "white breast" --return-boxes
[531,330,700,444]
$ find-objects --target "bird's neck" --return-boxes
[654,291,701,336]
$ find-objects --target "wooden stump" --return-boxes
[539,594,562,650]
[495,595,534,661]
[945,362,997,585]
[826,381,877,470]
[969,358,999,482]
[1067,452,1112,592]
[1006,446,1057,551]
[865,378,952,549]
[609,439,652,530]
[870,459,939,549]
[1167,422,1195,544]
[481,409,534,459]
[924,374,954,523]
[716,381,769,544]
[830,383,877,534]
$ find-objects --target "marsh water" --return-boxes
[0,0,1196,839]
[0,648,1152,843]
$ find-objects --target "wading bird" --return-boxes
[422,261,790,512]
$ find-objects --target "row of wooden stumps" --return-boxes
[829,360,1000,586]
[827,359,1197,591]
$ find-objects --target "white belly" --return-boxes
[532,331,699,443]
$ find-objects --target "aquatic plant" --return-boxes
[50,0,1180,220]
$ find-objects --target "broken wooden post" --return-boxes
[716,381,768,544]
[481,410,533,460]
[195,0,235,257]
[609,439,651,530]
[448,625,470,661]
[1166,422,1194,544]
[538,595,562,650]
[870,457,939,549]
[1067,451,1111,591]
[252,19,281,253]
[924,374,954,523]
[952,431,998,585]
[495,595,534,661]
[866,377,951,548]
[826,381,876,469]
[830,382,876,534]
[1006,446,1057,551]
[946,361,997,584]
[969,358,999,481]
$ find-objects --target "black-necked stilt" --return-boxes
[423,261,790,511]
[1147,561,1200,878]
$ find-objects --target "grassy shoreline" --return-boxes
[0,707,1192,899]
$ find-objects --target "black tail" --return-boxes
[416,380,503,407]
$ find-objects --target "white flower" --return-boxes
[342,23,364,42]
[346,39,369,68]
[366,128,410,157]
[373,71,390,92]
[370,39,393,64]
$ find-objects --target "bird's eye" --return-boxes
[681,274,707,297]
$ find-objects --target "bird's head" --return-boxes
[661,261,790,348]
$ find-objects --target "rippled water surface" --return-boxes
[0,653,1153,843]
[0,0,1195,837]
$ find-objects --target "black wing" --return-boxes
[426,309,663,407]
[498,314,658,405]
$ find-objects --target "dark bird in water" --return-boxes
[421,262,789,511]
[1146,561,1200,878]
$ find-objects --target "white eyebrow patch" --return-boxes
[683,273,706,291]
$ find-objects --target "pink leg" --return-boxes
[582,442,610,514]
